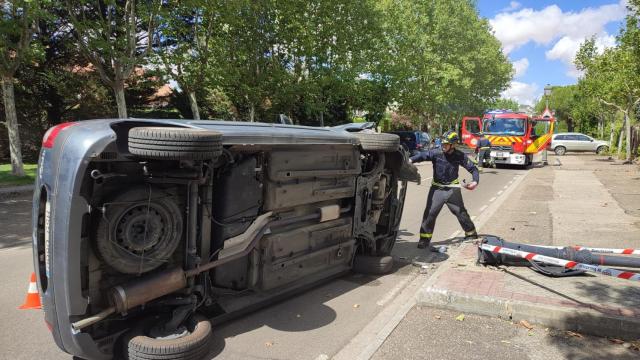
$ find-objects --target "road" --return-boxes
[0,163,526,360]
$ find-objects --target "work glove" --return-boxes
[463,181,478,190]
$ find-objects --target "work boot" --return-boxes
[464,231,478,241]
[417,239,429,249]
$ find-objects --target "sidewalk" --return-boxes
[416,154,640,340]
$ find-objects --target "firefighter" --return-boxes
[476,133,494,168]
[408,131,479,251]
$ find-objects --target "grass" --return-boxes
[0,163,37,187]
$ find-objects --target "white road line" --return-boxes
[449,230,460,239]
[479,205,488,212]
[470,215,477,221]
[503,185,509,189]
[489,196,497,202]
[497,190,503,195]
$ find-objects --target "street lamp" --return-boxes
[544,84,552,109]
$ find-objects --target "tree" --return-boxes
[574,0,640,161]
[379,0,512,130]
[153,1,221,120]
[0,0,41,176]
[491,98,520,112]
[534,85,580,132]
[65,0,160,118]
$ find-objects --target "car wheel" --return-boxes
[129,127,223,160]
[353,133,400,152]
[353,255,394,275]
[122,313,212,360]
[554,146,566,156]
[596,145,608,154]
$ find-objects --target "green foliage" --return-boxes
[0,163,36,186]
[491,98,520,111]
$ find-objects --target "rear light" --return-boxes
[416,143,422,149]
[44,319,52,332]
[42,122,76,148]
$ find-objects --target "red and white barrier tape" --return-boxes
[479,243,640,281]
[532,245,640,255]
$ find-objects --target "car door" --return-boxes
[574,134,593,151]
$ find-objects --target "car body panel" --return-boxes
[32,118,408,359]
[549,132,608,153]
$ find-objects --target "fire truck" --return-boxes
[461,109,555,167]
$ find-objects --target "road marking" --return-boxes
[497,190,503,195]
[479,205,488,212]
[503,185,509,189]
[470,215,477,221]
[489,196,497,202]
[449,230,460,239]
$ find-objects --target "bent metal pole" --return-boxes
[479,243,640,281]
[530,244,640,255]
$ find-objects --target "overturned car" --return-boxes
[32,119,418,359]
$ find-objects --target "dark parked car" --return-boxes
[32,119,418,360]
[387,131,431,155]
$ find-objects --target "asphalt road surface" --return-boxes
[0,162,526,360]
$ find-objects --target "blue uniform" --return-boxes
[409,148,478,246]
[410,148,479,185]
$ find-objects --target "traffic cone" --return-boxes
[18,272,42,310]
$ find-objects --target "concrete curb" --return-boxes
[417,283,640,340]
[0,184,34,199]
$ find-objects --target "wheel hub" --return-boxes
[116,206,166,253]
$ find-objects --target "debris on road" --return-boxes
[353,304,360,308]
[455,314,465,321]
[519,320,534,330]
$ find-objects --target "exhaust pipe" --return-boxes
[71,268,187,331]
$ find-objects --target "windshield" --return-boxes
[482,117,526,135]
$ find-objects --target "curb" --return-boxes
[417,283,640,341]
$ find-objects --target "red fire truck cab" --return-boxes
[461,110,555,167]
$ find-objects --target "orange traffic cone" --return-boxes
[18,272,42,310]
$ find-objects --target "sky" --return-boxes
[477,0,629,106]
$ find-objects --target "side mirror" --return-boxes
[590,139,594,142]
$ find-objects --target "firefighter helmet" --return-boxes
[441,131,460,145]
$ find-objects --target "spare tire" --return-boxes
[129,127,223,160]
[353,133,400,152]
[122,313,212,360]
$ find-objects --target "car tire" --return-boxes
[122,313,212,360]
[596,145,608,154]
[353,133,400,152]
[353,255,394,275]
[554,146,566,156]
[129,127,223,160]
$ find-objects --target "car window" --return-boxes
[576,135,590,141]
[554,134,565,140]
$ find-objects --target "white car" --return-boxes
[549,132,609,155]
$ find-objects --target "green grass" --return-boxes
[0,163,37,187]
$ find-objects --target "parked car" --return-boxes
[548,132,609,155]
[32,119,418,360]
[387,131,431,155]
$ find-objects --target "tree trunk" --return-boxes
[617,118,625,158]
[609,124,615,151]
[567,117,574,132]
[114,81,128,119]
[2,76,25,177]
[187,91,200,120]
[319,111,324,127]
[249,103,255,122]
[625,112,631,161]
